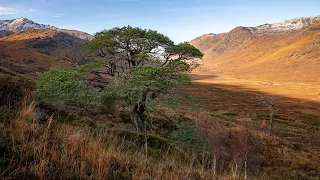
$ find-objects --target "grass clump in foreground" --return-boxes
[0,101,266,179]
[0,102,205,179]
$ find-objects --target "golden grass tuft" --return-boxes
[1,102,242,179]
[0,99,278,179]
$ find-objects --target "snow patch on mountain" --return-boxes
[0,17,92,40]
[199,15,320,37]
[0,17,56,31]
[252,15,320,34]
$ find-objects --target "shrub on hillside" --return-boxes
[169,122,206,148]
[36,68,99,107]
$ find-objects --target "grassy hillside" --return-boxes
[191,23,320,84]
[0,91,267,179]
[1,23,319,179]
[0,29,94,78]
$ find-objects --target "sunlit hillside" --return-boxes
[191,22,320,84]
[0,29,93,77]
[1,9,320,180]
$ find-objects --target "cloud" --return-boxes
[52,13,65,18]
[0,6,16,15]
[0,5,36,15]
[25,8,36,12]
[163,6,216,12]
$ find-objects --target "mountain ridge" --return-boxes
[197,15,320,38]
[252,15,320,34]
[0,17,93,40]
[191,15,320,84]
[0,29,94,77]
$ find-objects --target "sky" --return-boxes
[0,0,319,43]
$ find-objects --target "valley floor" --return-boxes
[189,68,320,177]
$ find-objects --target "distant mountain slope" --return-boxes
[0,29,94,77]
[0,17,54,31]
[191,15,320,84]
[0,30,12,38]
[58,29,93,41]
[0,17,92,40]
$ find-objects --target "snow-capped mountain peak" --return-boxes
[0,17,56,31]
[0,17,92,40]
[252,15,320,34]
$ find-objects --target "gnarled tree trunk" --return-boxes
[130,102,146,132]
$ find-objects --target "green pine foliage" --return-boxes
[99,66,191,111]
[167,42,203,60]
[36,26,203,131]
[36,68,99,107]
[169,122,204,148]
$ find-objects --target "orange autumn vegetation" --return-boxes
[191,23,320,85]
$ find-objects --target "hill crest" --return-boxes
[191,15,320,84]
[0,29,94,77]
[0,17,92,40]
